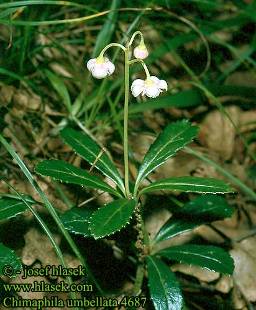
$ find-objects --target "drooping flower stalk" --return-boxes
[86,32,168,198]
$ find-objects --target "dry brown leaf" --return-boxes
[226,71,256,88]
[194,224,225,244]
[215,275,233,293]
[22,227,61,266]
[199,106,240,160]
[145,208,171,240]
[230,240,256,302]
[232,286,247,310]
[0,84,15,106]
[239,110,256,133]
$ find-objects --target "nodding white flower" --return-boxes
[131,76,167,98]
[87,56,115,79]
[133,43,149,60]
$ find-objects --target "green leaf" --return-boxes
[35,160,120,197]
[174,195,234,219]
[61,207,96,237]
[146,256,183,310]
[128,85,256,115]
[154,195,234,243]
[0,198,28,221]
[89,198,136,239]
[92,0,120,57]
[135,121,198,192]
[140,176,233,196]
[61,128,125,194]
[157,245,234,274]
[45,70,71,112]
[154,219,199,244]
[0,243,22,278]
[130,89,203,114]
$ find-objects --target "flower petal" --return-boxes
[105,60,115,75]
[149,76,160,84]
[145,86,161,98]
[133,46,149,60]
[131,84,144,97]
[91,65,108,79]
[87,58,96,71]
[159,79,168,90]
[131,79,144,90]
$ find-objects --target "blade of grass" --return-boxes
[0,134,103,294]
[1,178,77,301]
[185,147,256,202]
[172,51,256,162]
[0,8,151,26]
[0,1,88,9]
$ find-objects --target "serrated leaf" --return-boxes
[154,195,234,243]
[140,176,233,196]
[61,207,96,237]
[135,120,198,192]
[174,194,234,219]
[61,128,125,194]
[0,198,28,221]
[154,219,199,244]
[157,245,234,274]
[89,198,136,239]
[0,243,22,278]
[35,159,120,197]
[146,256,183,310]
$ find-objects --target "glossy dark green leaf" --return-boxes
[174,194,234,219]
[154,219,199,244]
[89,198,136,239]
[61,207,96,237]
[61,128,125,194]
[154,195,234,243]
[157,245,234,274]
[140,177,233,196]
[147,256,183,310]
[0,243,22,278]
[35,160,120,197]
[0,198,28,221]
[135,120,198,191]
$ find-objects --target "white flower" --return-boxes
[131,76,167,98]
[133,44,149,60]
[87,56,115,79]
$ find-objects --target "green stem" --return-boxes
[99,42,126,57]
[128,31,144,46]
[129,58,151,79]
[133,263,144,295]
[133,202,149,294]
[124,48,130,198]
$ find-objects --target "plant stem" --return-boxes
[133,263,144,295]
[124,48,130,198]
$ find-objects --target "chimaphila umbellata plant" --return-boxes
[35,31,235,310]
